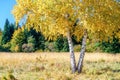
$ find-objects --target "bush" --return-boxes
[27,36,35,52]
[100,38,120,53]
[27,43,35,52]
[44,42,55,52]
[22,43,28,52]
[0,42,11,52]
[2,42,11,50]
[22,43,35,52]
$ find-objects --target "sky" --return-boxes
[0,0,16,30]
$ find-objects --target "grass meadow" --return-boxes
[0,52,120,80]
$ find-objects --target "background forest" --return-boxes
[0,19,120,53]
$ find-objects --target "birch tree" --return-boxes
[12,0,120,73]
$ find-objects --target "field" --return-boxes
[0,52,120,80]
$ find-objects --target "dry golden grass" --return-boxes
[0,52,120,80]
[0,52,119,64]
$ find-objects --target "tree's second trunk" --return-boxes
[77,29,87,73]
[67,31,76,73]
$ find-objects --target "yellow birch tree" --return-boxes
[12,0,120,73]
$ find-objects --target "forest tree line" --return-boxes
[0,19,119,53]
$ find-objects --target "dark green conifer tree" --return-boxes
[1,19,10,44]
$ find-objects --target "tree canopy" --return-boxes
[12,0,120,41]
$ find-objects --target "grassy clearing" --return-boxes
[0,52,120,80]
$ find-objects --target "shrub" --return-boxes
[100,38,120,53]
[22,43,35,52]
[44,42,55,52]
[2,42,11,50]
[22,43,28,52]
[27,43,35,52]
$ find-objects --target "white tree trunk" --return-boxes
[77,29,87,73]
[67,31,76,73]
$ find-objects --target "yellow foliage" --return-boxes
[12,0,120,42]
